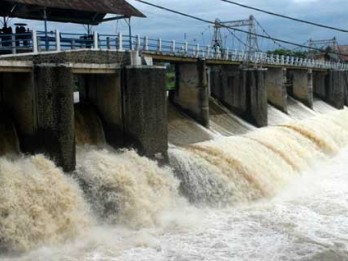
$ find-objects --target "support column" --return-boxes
[79,72,123,147]
[288,69,313,108]
[265,67,287,113]
[345,71,348,106]
[327,70,345,109]
[34,65,75,172]
[0,73,3,104]
[124,66,168,161]
[171,59,209,127]
[246,69,268,127]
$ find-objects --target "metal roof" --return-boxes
[0,0,145,25]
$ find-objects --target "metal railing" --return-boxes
[0,32,34,54]
[0,30,347,70]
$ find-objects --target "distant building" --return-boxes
[337,45,348,63]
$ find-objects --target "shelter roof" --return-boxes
[0,0,145,25]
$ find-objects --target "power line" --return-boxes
[221,0,348,34]
[226,28,249,49]
[254,18,288,50]
[134,0,337,54]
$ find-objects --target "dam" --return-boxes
[1,45,348,260]
[1,0,348,260]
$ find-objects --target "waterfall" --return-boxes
[74,103,106,145]
[74,147,183,228]
[0,154,91,252]
[74,104,184,228]
[1,98,348,256]
[0,110,20,156]
[169,110,348,206]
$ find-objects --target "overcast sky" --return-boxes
[9,0,348,51]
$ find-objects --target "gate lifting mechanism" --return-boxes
[212,15,260,59]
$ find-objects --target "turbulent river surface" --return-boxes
[1,99,348,261]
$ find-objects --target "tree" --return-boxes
[267,49,308,58]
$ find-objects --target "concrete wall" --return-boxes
[0,72,36,152]
[265,67,287,113]
[34,65,75,172]
[288,69,313,108]
[210,65,247,114]
[313,71,327,99]
[171,60,209,127]
[210,66,267,127]
[79,72,123,147]
[246,69,268,127]
[327,70,345,109]
[0,50,130,65]
[124,66,168,161]
[345,71,348,106]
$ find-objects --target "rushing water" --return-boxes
[0,110,19,157]
[1,102,348,260]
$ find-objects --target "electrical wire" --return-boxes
[254,18,289,50]
[134,0,338,54]
[221,0,348,34]
[226,28,249,49]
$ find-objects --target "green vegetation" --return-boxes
[166,64,176,91]
[267,49,308,58]
[166,72,176,90]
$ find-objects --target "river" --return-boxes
[1,100,348,261]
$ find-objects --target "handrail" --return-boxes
[0,30,347,70]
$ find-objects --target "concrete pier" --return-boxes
[345,72,348,106]
[246,69,268,127]
[170,59,209,127]
[287,69,313,108]
[34,65,75,172]
[265,67,287,113]
[124,66,168,161]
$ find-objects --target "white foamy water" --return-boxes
[6,148,348,261]
[313,97,336,114]
[74,146,185,228]
[170,110,348,206]
[0,155,91,253]
[1,103,348,260]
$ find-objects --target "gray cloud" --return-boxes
[7,0,348,50]
[124,0,348,49]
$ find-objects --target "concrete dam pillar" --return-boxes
[170,59,209,127]
[245,69,268,127]
[34,65,75,172]
[265,67,288,113]
[345,71,348,106]
[124,66,168,161]
[287,69,313,108]
[210,66,267,127]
